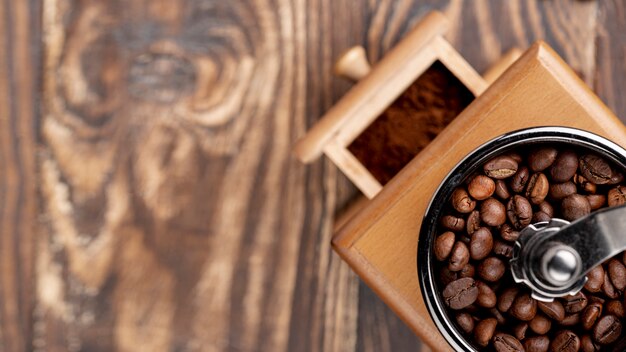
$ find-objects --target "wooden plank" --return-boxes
[37,0,363,351]
[0,0,39,351]
[594,0,626,121]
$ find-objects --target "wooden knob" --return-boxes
[334,46,371,81]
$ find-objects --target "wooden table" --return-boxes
[1,1,625,351]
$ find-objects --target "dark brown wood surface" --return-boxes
[0,0,624,351]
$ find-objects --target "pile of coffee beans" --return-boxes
[434,146,626,351]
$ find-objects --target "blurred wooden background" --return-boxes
[0,0,625,351]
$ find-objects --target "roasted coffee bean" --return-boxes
[561,194,591,221]
[532,201,554,223]
[581,303,602,330]
[584,265,605,293]
[493,333,524,352]
[589,296,605,305]
[580,334,601,352]
[524,335,550,352]
[510,292,537,321]
[606,300,625,318]
[449,241,470,272]
[439,267,458,286]
[529,147,558,172]
[526,172,550,204]
[608,185,626,207]
[459,263,475,278]
[475,318,497,347]
[513,322,529,340]
[478,257,505,282]
[497,287,519,313]
[440,215,466,232]
[466,210,481,235]
[550,150,578,182]
[586,194,606,210]
[579,154,613,184]
[563,292,588,313]
[500,223,520,242]
[532,210,551,223]
[507,195,532,229]
[443,278,478,310]
[455,312,475,334]
[530,314,552,334]
[495,180,511,199]
[434,232,456,261]
[549,181,577,200]
[573,174,597,194]
[603,271,619,299]
[538,300,565,322]
[480,198,506,226]
[492,239,514,258]
[470,227,493,260]
[452,187,476,213]
[484,156,518,179]
[511,166,530,193]
[608,258,626,290]
[550,330,580,352]
[468,175,496,200]
[592,314,622,345]
[476,281,497,308]
[538,200,554,217]
[560,313,581,326]
[490,307,507,324]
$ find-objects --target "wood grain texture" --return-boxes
[0,0,623,351]
[0,0,39,351]
[595,0,626,121]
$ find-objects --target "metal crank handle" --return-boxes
[511,204,626,302]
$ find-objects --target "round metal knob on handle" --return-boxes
[542,245,581,285]
[334,46,371,81]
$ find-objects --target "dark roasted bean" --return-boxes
[584,265,604,293]
[468,174,496,200]
[549,181,577,200]
[579,154,613,184]
[455,312,475,334]
[608,258,626,290]
[476,281,497,308]
[526,172,549,204]
[530,314,551,335]
[440,215,466,232]
[563,292,588,313]
[477,257,506,282]
[452,187,476,213]
[561,194,591,221]
[497,287,519,313]
[449,241,470,272]
[592,315,622,345]
[499,223,520,242]
[606,300,625,318]
[474,318,497,347]
[511,166,530,193]
[581,302,602,330]
[529,147,558,172]
[470,227,493,261]
[586,194,606,210]
[538,300,565,322]
[495,179,510,199]
[480,198,506,226]
[550,150,578,182]
[510,292,537,321]
[493,333,524,352]
[466,210,481,235]
[524,335,550,352]
[507,195,532,229]
[484,156,518,179]
[443,278,478,310]
[550,330,580,352]
[608,185,626,207]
